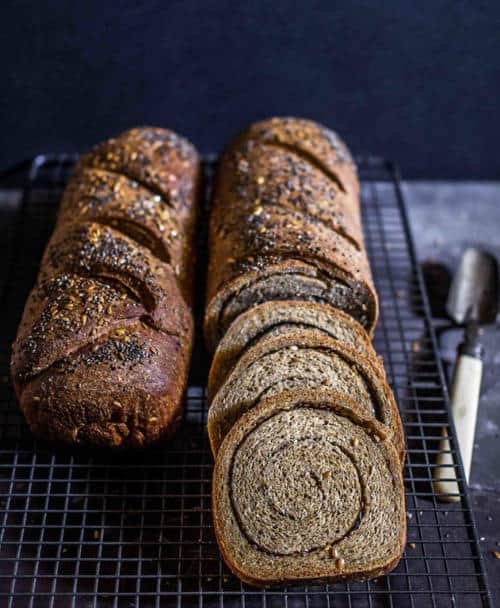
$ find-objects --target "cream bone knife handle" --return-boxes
[434,328,483,502]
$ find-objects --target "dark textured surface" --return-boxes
[405,182,500,604]
[2,1,500,178]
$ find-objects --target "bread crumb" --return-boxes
[408,542,416,549]
[493,551,500,559]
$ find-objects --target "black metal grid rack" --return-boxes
[0,155,492,607]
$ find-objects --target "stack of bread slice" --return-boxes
[204,118,406,587]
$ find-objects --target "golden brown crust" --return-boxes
[230,117,359,195]
[19,322,188,448]
[58,168,195,302]
[77,126,201,235]
[212,389,406,588]
[207,206,372,303]
[211,141,363,249]
[11,127,200,448]
[38,222,191,336]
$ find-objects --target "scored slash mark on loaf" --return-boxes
[11,127,201,447]
[206,117,406,586]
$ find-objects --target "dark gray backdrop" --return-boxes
[1,0,499,178]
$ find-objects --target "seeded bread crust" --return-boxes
[77,127,199,235]
[212,389,406,588]
[11,127,201,448]
[208,301,379,397]
[204,117,378,349]
[229,117,360,195]
[58,168,194,302]
[208,330,405,461]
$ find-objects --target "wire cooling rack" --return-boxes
[0,155,492,608]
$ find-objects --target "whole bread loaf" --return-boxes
[11,127,201,447]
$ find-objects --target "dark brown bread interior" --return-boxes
[11,127,200,447]
[212,389,406,587]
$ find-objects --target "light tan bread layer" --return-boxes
[208,301,379,398]
[208,330,404,461]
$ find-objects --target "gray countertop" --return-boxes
[405,181,500,602]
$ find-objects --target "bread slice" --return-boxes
[208,301,378,398]
[207,331,404,461]
[205,257,378,351]
[212,389,406,587]
[206,203,377,332]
